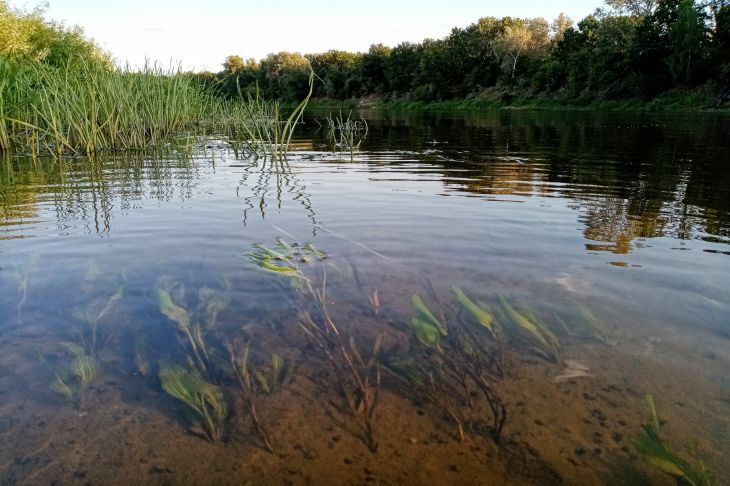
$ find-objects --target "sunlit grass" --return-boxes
[0,58,312,158]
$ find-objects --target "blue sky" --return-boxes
[9,0,603,71]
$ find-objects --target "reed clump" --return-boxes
[0,58,312,158]
[326,111,368,157]
[210,70,314,161]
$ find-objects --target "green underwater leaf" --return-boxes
[411,294,447,336]
[452,286,501,339]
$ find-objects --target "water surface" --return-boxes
[1,110,728,485]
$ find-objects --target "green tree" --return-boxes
[384,42,421,96]
[667,0,708,84]
[355,44,391,95]
[222,55,246,74]
[606,0,659,16]
[710,4,730,82]
[308,50,359,99]
[551,13,574,43]
[258,52,311,101]
[0,1,109,67]
[494,17,549,79]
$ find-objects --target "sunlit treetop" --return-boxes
[0,0,110,67]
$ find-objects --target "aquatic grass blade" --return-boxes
[633,395,714,486]
[411,294,447,336]
[159,364,227,442]
[496,294,560,363]
[452,286,501,339]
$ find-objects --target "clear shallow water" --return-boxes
[0,110,729,485]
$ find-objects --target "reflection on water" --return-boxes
[0,111,729,485]
[236,155,318,232]
[0,154,200,238]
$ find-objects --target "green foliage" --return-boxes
[50,341,97,404]
[0,1,110,67]
[410,294,447,348]
[495,294,561,363]
[634,395,714,485]
[159,363,227,442]
[326,111,368,155]
[205,1,726,107]
[246,238,327,288]
[0,4,312,156]
[452,287,501,341]
[154,284,216,373]
[398,289,508,442]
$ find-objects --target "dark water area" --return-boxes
[0,110,728,485]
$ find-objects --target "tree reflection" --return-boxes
[347,110,730,255]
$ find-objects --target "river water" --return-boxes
[0,110,728,485]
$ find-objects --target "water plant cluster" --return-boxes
[46,264,124,408]
[634,395,714,486]
[387,286,576,444]
[0,58,313,158]
[23,243,714,483]
[248,237,385,451]
[325,111,368,157]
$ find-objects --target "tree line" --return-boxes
[201,0,730,105]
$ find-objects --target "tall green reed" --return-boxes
[0,58,312,158]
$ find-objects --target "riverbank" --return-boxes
[304,87,730,113]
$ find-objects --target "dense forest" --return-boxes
[202,0,730,107]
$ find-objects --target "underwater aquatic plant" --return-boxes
[369,289,380,316]
[50,342,97,406]
[300,308,383,453]
[72,283,124,354]
[227,342,277,453]
[453,287,505,373]
[246,238,328,289]
[134,336,150,377]
[398,291,507,442]
[154,287,209,373]
[634,395,714,486]
[197,286,229,328]
[50,371,74,398]
[251,352,285,395]
[496,294,561,364]
[7,254,39,326]
[159,363,227,443]
[410,294,447,349]
[248,238,381,451]
[58,342,97,385]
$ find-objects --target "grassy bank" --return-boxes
[303,87,730,113]
[0,58,312,158]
